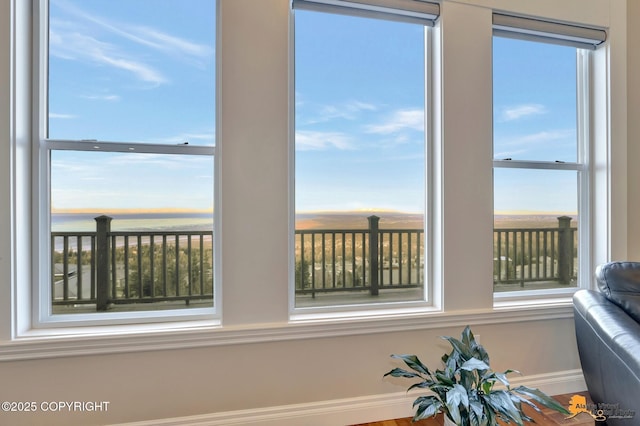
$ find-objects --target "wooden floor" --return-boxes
[352,393,596,426]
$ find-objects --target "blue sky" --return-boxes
[295,10,426,214]
[493,37,578,215]
[294,11,578,216]
[49,0,215,213]
[49,1,578,216]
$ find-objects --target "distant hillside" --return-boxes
[296,212,577,230]
[296,211,424,230]
[494,214,577,229]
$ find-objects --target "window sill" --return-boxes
[0,301,575,362]
[493,286,578,307]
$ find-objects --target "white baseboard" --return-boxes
[115,369,586,426]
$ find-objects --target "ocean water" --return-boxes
[52,213,214,232]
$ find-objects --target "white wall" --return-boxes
[0,1,630,425]
[627,0,640,259]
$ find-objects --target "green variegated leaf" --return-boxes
[461,325,475,347]
[408,380,434,391]
[471,342,490,365]
[442,335,474,360]
[414,397,442,421]
[412,395,436,408]
[431,384,454,400]
[435,371,455,385]
[446,403,462,425]
[461,325,490,364]
[447,383,469,408]
[484,390,524,426]
[511,397,535,423]
[484,402,496,426]
[469,398,490,426]
[391,354,430,375]
[383,367,420,379]
[469,397,485,419]
[513,385,571,415]
[473,343,490,364]
[461,357,490,372]
[481,380,493,395]
[491,371,511,387]
[458,370,478,389]
[444,355,458,376]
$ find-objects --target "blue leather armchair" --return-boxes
[573,261,640,425]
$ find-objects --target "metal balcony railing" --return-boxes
[493,216,577,286]
[52,216,214,311]
[51,215,578,311]
[294,216,424,297]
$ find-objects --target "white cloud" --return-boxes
[50,113,77,119]
[54,0,213,61]
[303,100,378,124]
[295,130,354,151]
[346,101,377,112]
[82,94,121,102]
[506,129,574,146]
[106,153,211,170]
[130,26,213,59]
[366,109,424,134]
[500,104,546,121]
[50,31,168,85]
[99,54,167,84]
[494,129,575,158]
[49,1,215,86]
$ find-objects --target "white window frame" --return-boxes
[30,0,221,328]
[289,0,438,318]
[492,39,593,303]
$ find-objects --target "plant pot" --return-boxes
[443,415,457,426]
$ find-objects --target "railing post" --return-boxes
[368,215,380,296]
[95,215,112,311]
[557,216,572,285]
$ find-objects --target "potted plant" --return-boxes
[384,326,570,425]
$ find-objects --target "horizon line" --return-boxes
[51,208,578,216]
[52,207,214,215]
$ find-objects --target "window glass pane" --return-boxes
[493,168,578,291]
[46,0,216,315]
[493,37,577,163]
[48,0,215,145]
[294,10,426,308]
[50,150,214,314]
[50,151,214,221]
[493,36,581,293]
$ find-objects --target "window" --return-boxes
[36,0,217,324]
[292,0,437,310]
[2,0,618,361]
[492,16,605,295]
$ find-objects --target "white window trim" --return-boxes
[25,0,222,329]
[293,0,440,26]
[34,141,219,328]
[1,303,575,361]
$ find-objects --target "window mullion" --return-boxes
[44,139,215,156]
[577,49,592,290]
[493,159,582,171]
